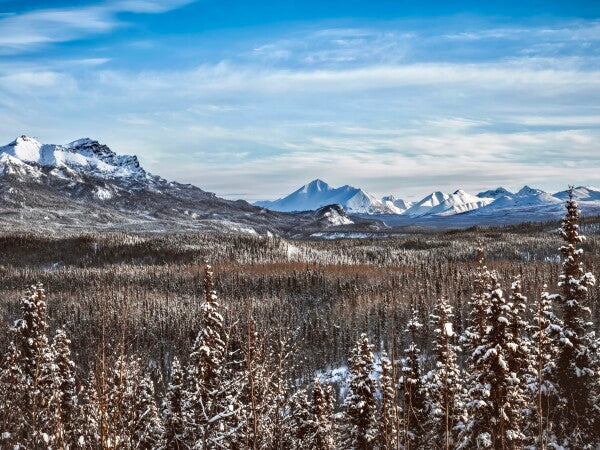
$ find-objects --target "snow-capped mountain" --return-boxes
[403,190,493,217]
[255,179,397,214]
[554,186,600,201]
[0,136,356,235]
[381,195,413,214]
[477,187,513,199]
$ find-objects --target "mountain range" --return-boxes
[255,179,600,224]
[1,135,599,236]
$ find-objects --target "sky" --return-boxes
[0,1,599,201]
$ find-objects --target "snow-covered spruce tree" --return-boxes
[343,333,378,450]
[0,284,54,447]
[289,388,312,450]
[527,285,561,448]
[461,249,491,357]
[424,296,467,450]
[310,378,335,450]
[49,328,79,448]
[378,350,400,450]
[400,309,428,449]
[240,322,296,450]
[553,187,598,447]
[506,277,535,445]
[132,372,164,448]
[106,354,140,448]
[460,273,525,449]
[459,250,492,448]
[0,342,25,447]
[162,356,187,449]
[78,373,103,449]
[185,263,231,448]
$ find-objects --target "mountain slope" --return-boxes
[0,136,332,235]
[381,195,413,213]
[554,186,600,201]
[402,190,493,217]
[255,179,397,214]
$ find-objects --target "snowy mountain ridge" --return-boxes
[256,179,600,220]
[255,179,398,214]
[0,135,147,182]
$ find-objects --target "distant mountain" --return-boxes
[554,186,600,201]
[255,179,397,214]
[466,185,563,220]
[3,136,600,234]
[477,187,513,199]
[403,190,493,217]
[381,195,413,213]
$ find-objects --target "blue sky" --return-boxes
[0,1,599,201]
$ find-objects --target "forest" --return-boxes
[0,191,599,449]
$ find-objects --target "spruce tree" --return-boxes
[2,284,54,447]
[527,286,561,448]
[310,378,335,450]
[132,373,164,448]
[401,310,427,449]
[186,263,231,447]
[343,333,378,449]
[461,273,525,449]
[0,342,25,448]
[49,328,79,448]
[163,356,187,449]
[289,388,312,450]
[424,296,467,449]
[461,249,491,356]
[378,351,400,450]
[553,187,598,447]
[79,373,102,449]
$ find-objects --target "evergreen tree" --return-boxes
[424,296,467,449]
[289,388,312,450]
[343,333,378,449]
[132,372,164,448]
[553,187,598,447]
[310,378,335,450]
[0,342,25,448]
[401,310,427,449]
[163,356,187,449]
[186,263,231,447]
[461,273,525,449]
[527,286,561,448]
[49,328,79,448]
[79,373,102,449]
[1,284,54,447]
[461,249,491,356]
[378,351,400,450]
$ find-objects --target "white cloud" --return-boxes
[0,0,196,53]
